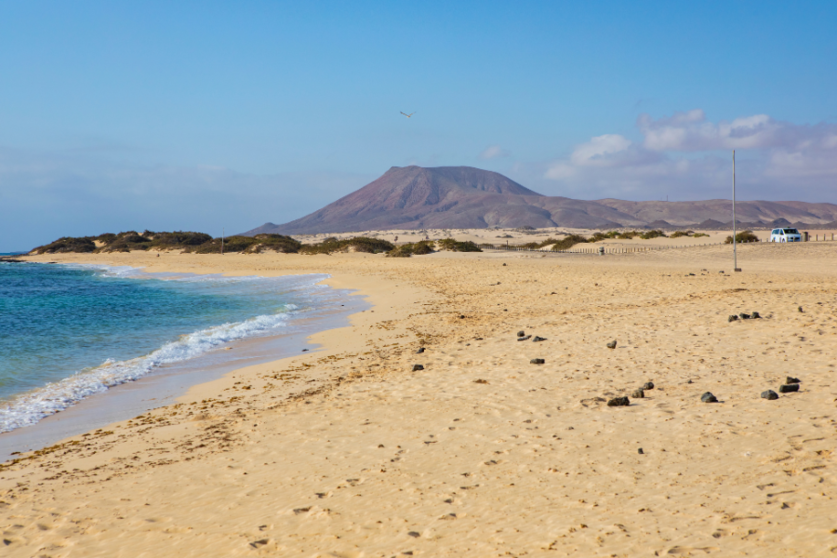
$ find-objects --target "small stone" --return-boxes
[502,263,507,266]
[407,531,420,538]
[302,348,309,352]
[739,313,751,320]
[751,311,761,319]
[532,336,546,342]
[785,376,801,384]
[719,270,724,273]
[798,306,804,312]
[761,390,779,400]
[412,364,424,372]
[459,315,465,319]
[517,335,531,341]
[606,340,617,349]
[642,381,655,390]
[779,384,799,393]
[607,396,630,407]
[632,389,645,398]
[701,392,718,403]
[517,331,526,337]
[637,448,644,455]
[530,358,545,365]
[416,347,425,354]
[728,315,738,322]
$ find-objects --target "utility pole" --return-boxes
[221,228,224,256]
[733,150,741,272]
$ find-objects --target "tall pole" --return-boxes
[221,228,224,256]
[733,150,740,272]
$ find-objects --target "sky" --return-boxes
[1,1,836,251]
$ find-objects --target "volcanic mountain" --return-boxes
[245,165,837,234]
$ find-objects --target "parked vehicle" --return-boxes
[770,228,802,242]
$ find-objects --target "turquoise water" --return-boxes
[0,262,339,432]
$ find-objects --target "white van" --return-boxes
[770,228,802,242]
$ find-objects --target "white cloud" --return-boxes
[480,145,510,160]
[542,109,837,201]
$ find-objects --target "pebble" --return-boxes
[532,336,546,342]
[416,347,425,354]
[606,340,617,349]
[642,381,655,390]
[728,315,739,322]
[751,311,761,319]
[412,364,424,372]
[779,383,799,393]
[701,392,718,403]
[631,389,645,398]
[739,313,751,320]
[517,335,532,341]
[761,390,779,400]
[785,376,801,384]
[798,306,804,312]
[530,358,545,365]
[517,331,526,337]
[607,396,630,407]
[637,448,644,455]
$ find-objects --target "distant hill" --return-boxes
[244,166,837,235]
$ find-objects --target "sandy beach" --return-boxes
[2,240,837,557]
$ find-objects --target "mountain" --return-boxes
[244,166,837,235]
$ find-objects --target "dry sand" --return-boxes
[2,242,837,557]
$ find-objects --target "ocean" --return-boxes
[0,261,350,434]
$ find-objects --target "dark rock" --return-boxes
[502,263,507,266]
[779,383,799,393]
[739,313,751,320]
[532,336,546,342]
[302,348,309,352]
[701,392,718,403]
[728,315,739,322]
[416,347,425,354]
[459,315,465,319]
[785,376,801,384]
[517,335,531,341]
[412,364,424,372]
[530,358,545,365]
[642,381,655,390]
[606,340,617,349]
[637,448,644,455]
[761,390,779,400]
[632,389,645,398]
[607,396,630,407]
[798,306,804,312]
[517,331,525,337]
[407,531,420,538]
[751,311,761,319]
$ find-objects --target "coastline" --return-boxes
[0,262,369,461]
[2,245,837,556]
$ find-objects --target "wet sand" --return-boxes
[2,242,837,557]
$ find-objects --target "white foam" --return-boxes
[0,309,296,433]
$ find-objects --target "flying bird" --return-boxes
[400,111,415,118]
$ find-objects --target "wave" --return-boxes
[0,307,297,433]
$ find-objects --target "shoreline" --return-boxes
[0,262,370,461]
[2,245,836,556]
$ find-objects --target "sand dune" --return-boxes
[2,242,837,557]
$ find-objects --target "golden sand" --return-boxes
[2,241,837,557]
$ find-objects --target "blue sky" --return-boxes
[1,1,836,251]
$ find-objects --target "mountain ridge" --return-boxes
[244,166,837,235]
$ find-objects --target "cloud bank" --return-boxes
[544,110,837,201]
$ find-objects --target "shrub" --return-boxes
[724,230,759,244]
[299,237,395,255]
[640,229,667,239]
[31,237,97,254]
[670,231,694,239]
[436,238,482,252]
[550,234,589,251]
[693,233,709,238]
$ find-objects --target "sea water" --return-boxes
[0,262,345,433]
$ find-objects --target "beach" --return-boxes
[2,241,837,557]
